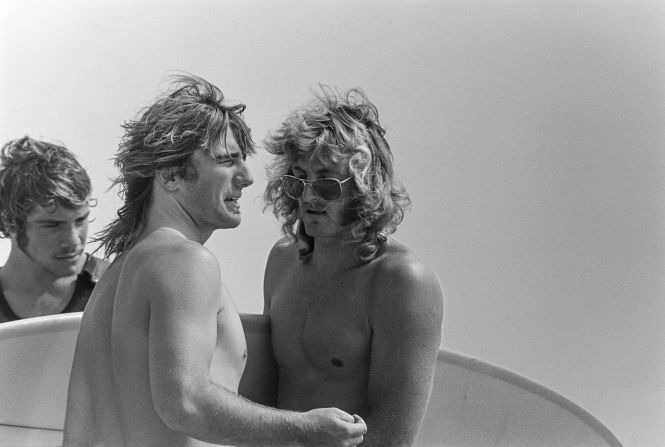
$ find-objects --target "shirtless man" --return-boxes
[63,74,366,447]
[0,137,107,323]
[263,87,444,446]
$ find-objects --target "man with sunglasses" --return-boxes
[264,87,444,446]
[0,136,108,323]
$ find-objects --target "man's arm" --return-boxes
[363,254,444,446]
[145,241,365,446]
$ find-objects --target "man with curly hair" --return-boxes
[64,74,366,447]
[0,136,108,323]
[264,87,444,446]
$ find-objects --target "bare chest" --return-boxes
[269,268,375,376]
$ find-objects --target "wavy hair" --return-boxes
[95,73,255,258]
[264,86,410,261]
[0,136,92,248]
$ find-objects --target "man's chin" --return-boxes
[53,256,84,276]
[218,218,241,229]
[51,266,81,278]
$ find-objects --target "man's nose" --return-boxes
[61,224,83,248]
[235,160,254,188]
[301,183,322,202]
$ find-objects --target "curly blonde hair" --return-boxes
[264,86,410,261]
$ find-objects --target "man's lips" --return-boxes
[303,208,327,216]
[55,251,82,260]
[224,195,241,212]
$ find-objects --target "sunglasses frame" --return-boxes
[281,174,353,201]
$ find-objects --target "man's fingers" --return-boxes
[333,409,355,423]
[349,414,367,437]
[347,434,364,446]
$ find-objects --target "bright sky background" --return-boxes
[1,1,664,445]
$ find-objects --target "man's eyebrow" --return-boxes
[213,151,243,161]
[311,166,341,177]
[290,164,336,176]
[34,217,67,225]
[34,210,91,224]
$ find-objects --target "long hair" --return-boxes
[0,136,92,248]
[264,86,410,261]
[96,73,255,258]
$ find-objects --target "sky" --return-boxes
[1,1,664,445]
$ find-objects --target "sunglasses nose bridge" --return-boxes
[301,181,321,201]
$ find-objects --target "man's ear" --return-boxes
[156,169,179,191]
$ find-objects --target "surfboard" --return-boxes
[0,313,622,446]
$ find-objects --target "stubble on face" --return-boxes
[19,204,90,278]
[181,138,252,232]
[292,157,358,239]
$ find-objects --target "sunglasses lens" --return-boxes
[281,176,344,200]
[312,179,341,200]
[282,176,304,199]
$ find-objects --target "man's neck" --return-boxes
[0,255,80,318]
[141,189,213,245]
[308,236,363,271]
[139,220,209,247]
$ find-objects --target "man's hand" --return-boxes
[301,408,367,446]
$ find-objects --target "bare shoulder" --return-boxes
[265,237,298,276]
[267,237,297,261]
[125,230,218,276]
[374,239,442,291]
[264,237,298,312]
[370,239,444,320]
[119,230,221,301]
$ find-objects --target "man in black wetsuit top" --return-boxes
[0,136,108,323]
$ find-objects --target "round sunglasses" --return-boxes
[281,174,353,201]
